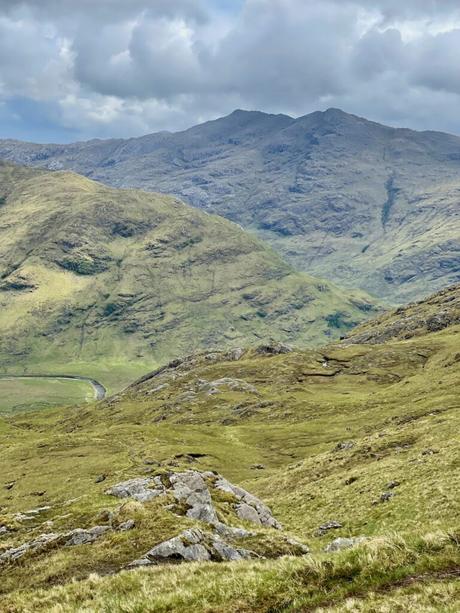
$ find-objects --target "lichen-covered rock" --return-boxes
[106,470,282,531]
[226,347,245,361]
[324,536,367,552]
[197,378,258,395]
[143,528,211,564]
[0,533,61,564]
[13,506,52,522]
[169,471,219,525]
[0,525,111,565]
[64,525,110,546]
[105,477,165,502]
[128,528,256,567]
[214,475,282,529]
[118,519,136,531]
[315,520,343,536]
[285,536,310,554]
[236,502,262,525]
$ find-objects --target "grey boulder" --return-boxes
[129,528,255,567]
[106,477,165,502]
[324,536,367,552]
[64,525,110,546]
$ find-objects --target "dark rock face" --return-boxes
[1,109,459,302]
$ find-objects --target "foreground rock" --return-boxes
[107,469,308,567]
[106,470,282,531]
[129,528,256,567]
[105,477,165,502]
[324,536,367,552]
[0,526,110,564]
[1,470,307,570]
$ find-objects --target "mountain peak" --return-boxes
[323,107,348,116]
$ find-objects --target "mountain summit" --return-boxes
[1,109,459,302]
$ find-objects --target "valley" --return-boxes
[0,161,377,410]
[0,376,99,414]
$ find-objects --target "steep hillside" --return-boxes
[0,162,376,394]
[1,109,459,302]
[0,286,458,611]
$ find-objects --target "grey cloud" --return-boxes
[73,13,204,99]
[410,29,460,95]
[351,28,405,79]
[210,1,354,105]
[0,0,208,23]
[1,0,460,141]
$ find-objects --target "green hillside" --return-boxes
[0,161,376,401]
[0,285,458,611]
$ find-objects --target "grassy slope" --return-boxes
[0,290,458,611]
[0,161,377,399]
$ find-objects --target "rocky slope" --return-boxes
[0,285,458,610]
[0,161,376,391]
[1,109,459,302]
[346,282,460,344]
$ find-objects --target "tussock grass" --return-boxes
[1,531,458,612]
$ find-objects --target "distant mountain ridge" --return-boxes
[1,108,459,302]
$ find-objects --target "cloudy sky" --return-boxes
[1,0,460,142]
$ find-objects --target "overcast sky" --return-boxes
[1,0,460,142]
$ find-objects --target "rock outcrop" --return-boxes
[1,470,307,570]
[105,477,166,502]
[129,528,256,567]
[106,470,306,567]
[0,525,110,565]
[106,470,282,531]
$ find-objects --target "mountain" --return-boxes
[1,109,459,303]
[1,284,458,610]
[0,161,376,393]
